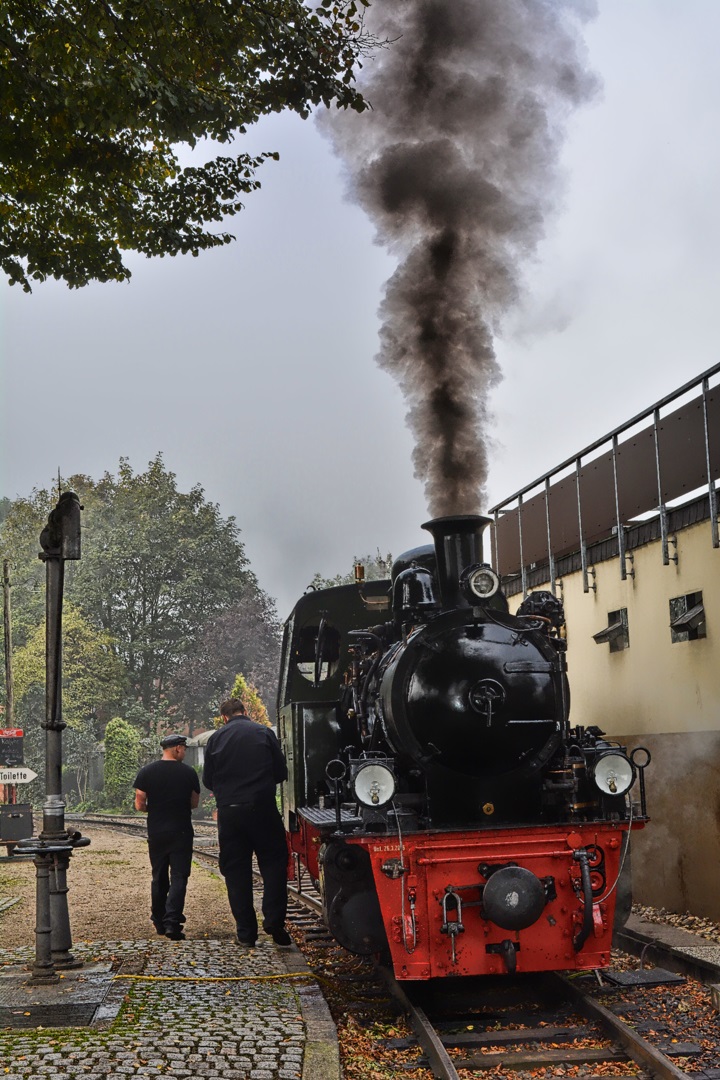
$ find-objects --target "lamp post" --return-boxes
[18,492,90,982]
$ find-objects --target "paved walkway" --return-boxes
[0,936,339,1080]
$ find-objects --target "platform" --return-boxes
[0,934,339,1080]
[615,912,720,991]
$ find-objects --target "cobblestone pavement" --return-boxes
[0,938,311,1080]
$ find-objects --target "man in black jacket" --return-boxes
[202,698,290,947]
[134,734,200,940]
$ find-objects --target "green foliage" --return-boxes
[0,487,55,645]
[311,549,392,589]
[12,603,127,725]
[66,455,269,716]
[11,603,127,792]
[67,790,104,814]
[0,455,277,726]
[1,0,372,291]
[229,672,271,727]
[104,715,142,810]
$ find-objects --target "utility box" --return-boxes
[0,803,33,842]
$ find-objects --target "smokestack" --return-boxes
[320,0,598,516]
[422,513,491,608]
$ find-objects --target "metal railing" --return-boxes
[489,361,720,595]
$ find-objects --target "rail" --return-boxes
[554,972,688,1080]
[377,968,698,1079]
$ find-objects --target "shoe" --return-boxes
[165,928,186,941]
[267,926,292,947]
[151,921,165,935]
[236,937,257,948]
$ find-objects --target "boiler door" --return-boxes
[384,621,560,777]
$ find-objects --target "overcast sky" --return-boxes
[2,1,720,618]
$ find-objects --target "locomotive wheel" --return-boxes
[322,841,389,955]
[328,888,387,955]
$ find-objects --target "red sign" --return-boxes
[0,729,22,738]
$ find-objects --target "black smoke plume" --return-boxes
[320,0,598,514]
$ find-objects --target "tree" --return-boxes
[1,0,372,291]
[0,457,281,733]
[12,602,128,723]
[311,549,392,589]
[171,595,281,732]
[65,455,276,719]
[229,673,271,728]
[0,486,55,647]
[11,603,128,798]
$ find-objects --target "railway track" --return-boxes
[376,966,695,1079]
[68,812,326,919]
[67,813,217,840]
[71,815,709,1080]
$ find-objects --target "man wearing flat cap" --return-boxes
[133,734,200,939]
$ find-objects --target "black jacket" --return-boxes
[202,715,288,807]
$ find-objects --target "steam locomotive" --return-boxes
[277,515,649,979]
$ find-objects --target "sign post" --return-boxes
[3,561,14,727]
[3,561,16,805]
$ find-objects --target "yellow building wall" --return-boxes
[509,518,720,919]
[560,521,720,735]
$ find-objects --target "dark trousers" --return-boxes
[148,829,193,931]
[217,802,288,941]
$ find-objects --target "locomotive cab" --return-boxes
[276,577,392,833]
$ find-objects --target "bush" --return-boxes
[104,716,142,811]
[69,792,104,814]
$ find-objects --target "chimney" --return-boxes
[422,514,492,609]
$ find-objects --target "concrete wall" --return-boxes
[510,517,720,919]
[617,730,720,918]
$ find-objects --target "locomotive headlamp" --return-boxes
[460,563,500,603]
[593,752,635,796]
[353,762,396,807]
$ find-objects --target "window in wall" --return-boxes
[669,591,706,643]
[592,608,629,652]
